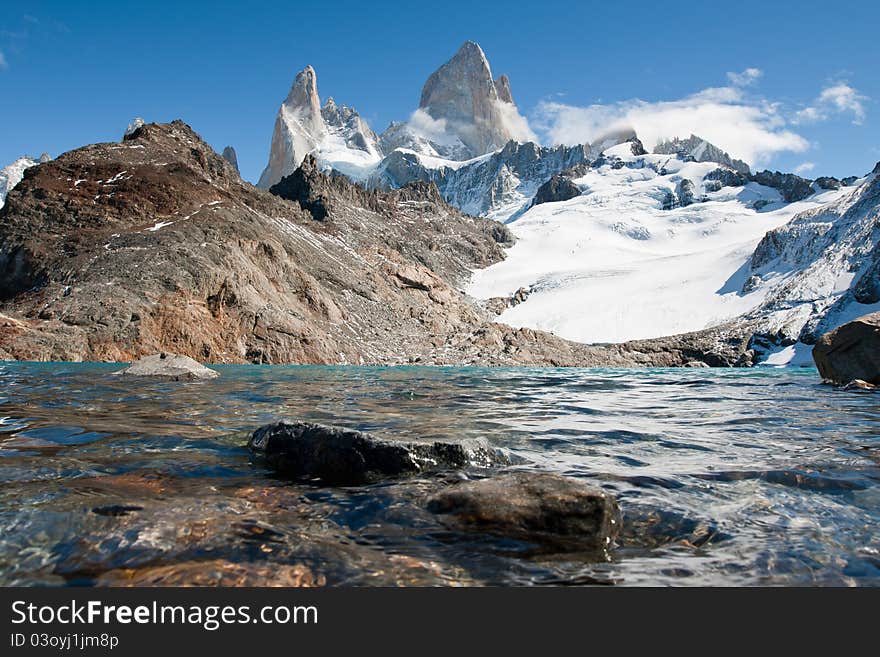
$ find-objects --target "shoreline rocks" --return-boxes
[812,312,880,386]
[114,353,219,380]
[247,421,508,485]
[426,471,621,550]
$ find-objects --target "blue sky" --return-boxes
[1,1,877,182]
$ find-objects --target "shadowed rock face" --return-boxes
[532,174,581,207]
[812,312,880,385]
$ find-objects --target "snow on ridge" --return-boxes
[467,153,855,345]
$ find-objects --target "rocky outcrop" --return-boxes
[654,135,750,174]
[531,174,581,207]
[812,312,880,385]
[427,472,621,550]
[742,172,880,354]
[221,146,239,174]
[815,176,841,190]
[115,353,219,380]
[676,179,697,207]
[247,421,507,484]
[375,141,593,219]
[704,166,748,188]
[750,170,814,203]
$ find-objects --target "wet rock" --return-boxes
[813,312,880,385]
[426,472,621,550]
[247,421,507,485]
[842,379,876,391]
[95,559,324,587]
[114,353,219,380]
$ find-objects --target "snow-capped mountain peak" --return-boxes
[257,65,383,188]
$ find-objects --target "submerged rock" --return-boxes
[115,353,219,380]
[426,471,621,550]
[247,421,507,485]
[813,312,880,385]
[95,559,323,587]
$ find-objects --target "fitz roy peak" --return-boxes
[414,41,533,158]
[257,41,533,190]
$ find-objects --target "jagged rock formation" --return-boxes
[221,146,239,174]
[654,135,750,174]
[750,170,814,203]
[258,66,327,189]
[532,174,581,207]
[741,166,880,354]
[415,41,533,158]
[257,66,382,190]
[373,141,594,219]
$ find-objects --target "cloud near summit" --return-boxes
[532,69,811,167]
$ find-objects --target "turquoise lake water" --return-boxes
[1,363,878,585]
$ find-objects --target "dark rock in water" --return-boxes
[95,559,324,587]
[750,170,814,203]
[247,421,507,485]
[221,146,239,174]
[427,471,621,550]
[531,174,581,207]
[92,505,143,517]
[812,312,880,385]
[815,176,841,190]
[114,353,219,380]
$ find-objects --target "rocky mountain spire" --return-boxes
[495,74,514,104]
[258,65,328,189]
[417,41,533,157]
[221,146,239,174]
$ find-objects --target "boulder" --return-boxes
[115,353,219,380]
[247,421,507,485]
[427,471,621,549]
[812,312,880,385]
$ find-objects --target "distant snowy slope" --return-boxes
[0,157,41,209]
[467,144,852,344]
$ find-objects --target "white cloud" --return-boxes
[727,68,763,87]
[493,99,538,144]
[794,82,867,125]
[0,51,7,70]
[794,162,816,175]
[534,84,809,167]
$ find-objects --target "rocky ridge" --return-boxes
[0,119,734,366]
